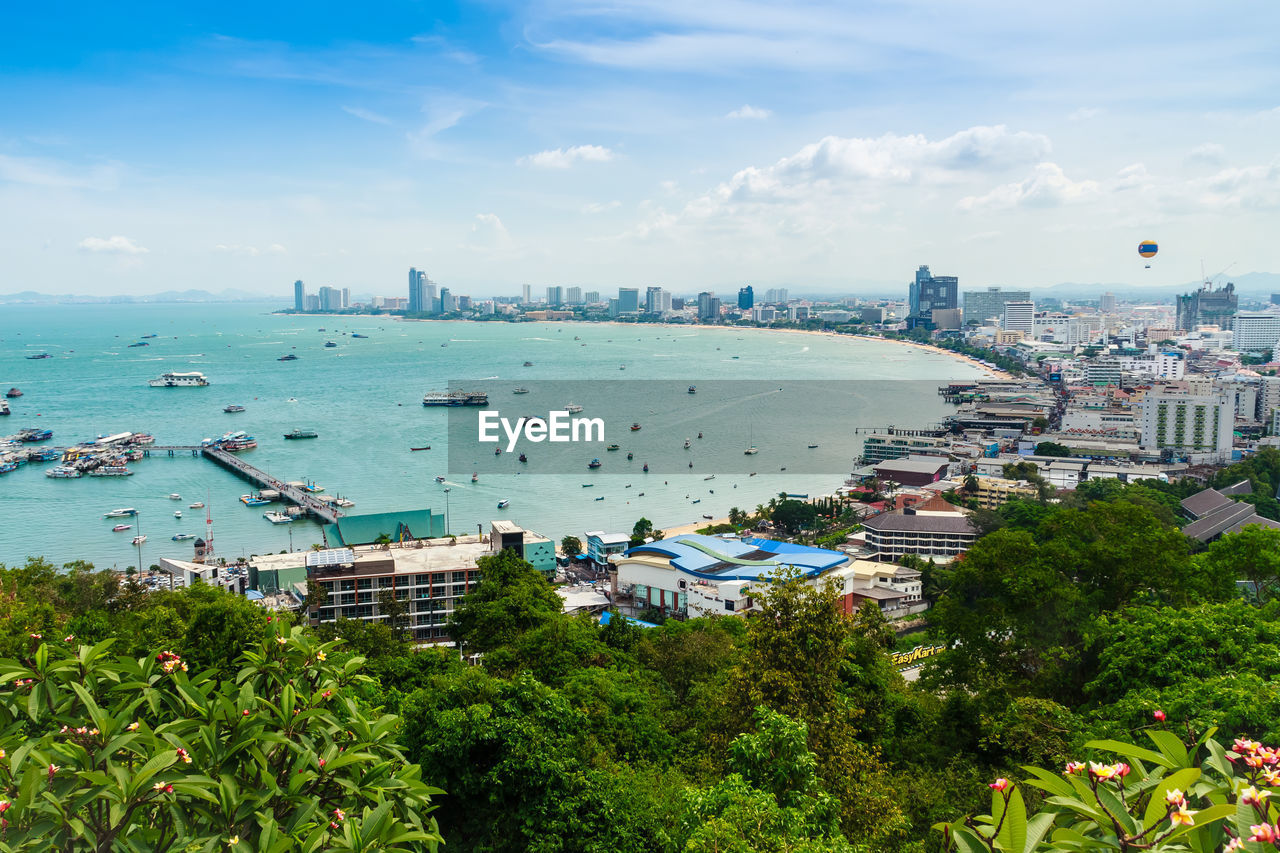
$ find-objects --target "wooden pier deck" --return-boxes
[141,445,342,524]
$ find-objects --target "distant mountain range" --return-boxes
[0,289,284,305]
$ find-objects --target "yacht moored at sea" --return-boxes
[277,354,298,361]
[189,502,204,509]
[263,511,293,524]
[149,371,209,387]
[224,404,246,413]
[422,390,490,407]
[565,403,584,414]
[172,533,195,541]
[131,535,147,546]
[112,524,132,532]
[512,387,530,394]
[168,493,181,500]
[497,499,510,509]
[104,507,137,518]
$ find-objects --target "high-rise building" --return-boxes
[408,268,423,313]
[565,287,582,304]
[697,292,721,321]
[456,295,472,311]
[422,281,437,315]
[1002,301,1034,334]
[1232,312,1280,355]
[293,280,306,312]
[1099,292,1117,313]
[1176,281,1237,332]
[764,288,789,304]
[439,287,454,313]
[617,288,640,313]
[546,286,563,306]
[521,284,532,305]
[318,286,342,312]
[305,294,320,312]
[584,291,600,304]
[1272,294,1280,306]
[738,286,754,310]
[341,288,350,309]
[1140,389,1234,459]
[962,287,1030,326]
[908,265,958,328]
[645,286,666,314]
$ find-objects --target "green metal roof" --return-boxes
[323,509,444,547]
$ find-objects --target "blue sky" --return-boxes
[2,0,1278,296]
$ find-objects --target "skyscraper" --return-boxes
[738,286,754,310]
[439,287,454,313]
[1001,301,1034,334]
[318,286,342,312]
[521,284,532,305]
[408,268,431,313]
[962,287,1030,326]
[293,280,306,312]
[566,287,582,304]
[423,281,437,315]
[1176,281,1237,332]
[341,288,350,309]
[697,292,721,320]
[617,288,640,313]
[645,286,665,314]
[1099,292,1117,313]
[546,286,563,306]
[584,291,600,304]
[908,265,958,328]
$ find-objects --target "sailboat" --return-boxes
[744,425,758,455]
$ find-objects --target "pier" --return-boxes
[141,445,342,524]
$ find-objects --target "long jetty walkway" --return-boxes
[141,445,342,524]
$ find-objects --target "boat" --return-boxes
[606,444,620,452]
[702,514,714,520]
[441,343,448,347]
[522,361,533,367]
[808,443,819,449]
[619,365,626,370]
[334,497,355,507]
[582,483,594,488]
[25,353,52,360]
[90,466,133,477]
[587,458,602,469]
[278,354,298,361]
[471,472,478,482]
[566,403,584,414]
[284,429,318,440]
[688,385,696,394]
[630,423,641,431]
[411,446,431,451]
[626,452,633,460]
[127,341,149,348]
[497,499,510,509]
[112,524,132,532]
[684,439,691,449]
[18,428,53,442]
[45,466,81,479]
[0,401,8,416]
[513,387,530,394]
[352,333,368,338]
[224,404,246,413]
[692,499,701,504]
[324,341,338,348]
[594,496,605,501]
[189,502,204,508]
[0,461,15,474]
[5,388,21,398]
[435,475,446,483]
[168,493,181,500]
[704,474,716,481]
[149,371,209,387]
[697,432,703,439]
[240,494,270,506]
[518,453,527,463]
[744,426,758,456]
[494,447,502,455]
[264,511,293,524]
[104,508,137,518]
[141,334,157,339]
[173,511,182,518]
[642,463,648,472]
[131,535,147,546]
[299,482,324,493]
[172,533,195,541]
[422,390,489,407]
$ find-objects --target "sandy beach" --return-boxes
[661,516,730,537]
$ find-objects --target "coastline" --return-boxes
[390,315,1012,380]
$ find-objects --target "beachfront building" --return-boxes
[872,456,952,487]
[860,433,952,464]
[963,287,1031,327]
[609,534,851,619]
[491,519,557,580]
[584,530,630,568]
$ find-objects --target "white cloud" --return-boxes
[518,144,615,169]
[1068,107,1101,121]
[214,243,287,256]
[1186,143,1226,166]
[726,104,772,120]
[0,154,120,190]
[342,105,393,125]
[1189,158,1280,210]
[581,200,621,214]
[77,235,149,254]
[957,163,1101,211]
[464,213,513,250]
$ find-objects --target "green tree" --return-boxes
[771,500,819,534]
[448,548,564,655]
[560,535,583,557]
[0,628,443,851]
[377,588,411,639]
[1034,441,1071,457]
[1203,524,1280,602]
[631,517,656,546]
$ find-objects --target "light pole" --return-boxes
[443,488,451,535]
[134,512,144,575]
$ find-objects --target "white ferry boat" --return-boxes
[263,510,293,524]
[565,403,584,414]
[149,371,210,387]
[45,466,82,479]
[104,507,137,518]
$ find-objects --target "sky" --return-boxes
[1,0,1279,297]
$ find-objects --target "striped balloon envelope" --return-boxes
[1138,240,1158,259]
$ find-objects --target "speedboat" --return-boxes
[497,499,510,509]
[189,502,204,509]
[518,453,527,463]
[435,475,446,483]
[277,354,298,361]
[582,483,594,488]
[642,463,649,472]
[522,361,533,367]
[595,496,605,501]
[324,341,338,348]
[112,524,132,532]
[471,473,478,482]
[172,533,195,541]
[626,452,633,460]
[808,443,819,448]
[104,508,137,518]
[684,439,691,449]
[173,511,182,518]
[630,423,641,431]
[606,444,620,451]
[688,385,696,394]
[168,493,181,500]
[25,353,52,360]
[566,403,584,414]
[224,404,246,413]
[131,535,147,546]
[513,387,530,394]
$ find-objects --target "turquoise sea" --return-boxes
[0,303,982,569]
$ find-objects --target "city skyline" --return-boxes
[2,2,1278,296]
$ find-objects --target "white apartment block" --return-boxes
[1232,312,1280,355]
[1139,390,1234,459]
[1002,301,1034,333]
[1119,353,1185,380]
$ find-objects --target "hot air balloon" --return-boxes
[1139,240,1158,268]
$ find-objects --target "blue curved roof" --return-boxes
[623,534,846,581]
